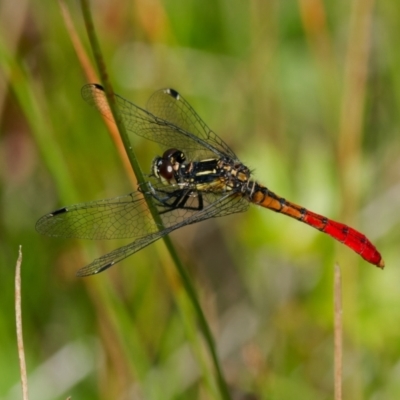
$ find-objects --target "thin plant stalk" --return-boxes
[80,1,231,399]
[15,246,29,400]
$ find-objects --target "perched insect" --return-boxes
[36,84,384,276]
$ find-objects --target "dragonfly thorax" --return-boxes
[153,147,252,193]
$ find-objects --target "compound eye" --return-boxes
[157,159,174,181]
[163,148,185,163]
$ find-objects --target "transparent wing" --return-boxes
[81,84,238,161]
[37,182,249,277]
[75,188,249,277]
[76,231,166,277]
[146,88,238,160]
[35,192,156,240]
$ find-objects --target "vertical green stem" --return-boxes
[79,1,231,398]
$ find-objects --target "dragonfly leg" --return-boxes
[157,190,204,214]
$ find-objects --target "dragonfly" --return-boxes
[36,84,384,277]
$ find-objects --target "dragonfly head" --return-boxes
[152,148,186,185]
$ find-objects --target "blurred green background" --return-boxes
[1,0,399,399]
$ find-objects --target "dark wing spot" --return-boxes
[51,207,68,216]
[93,83,105,91]
[166,88,180,99]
